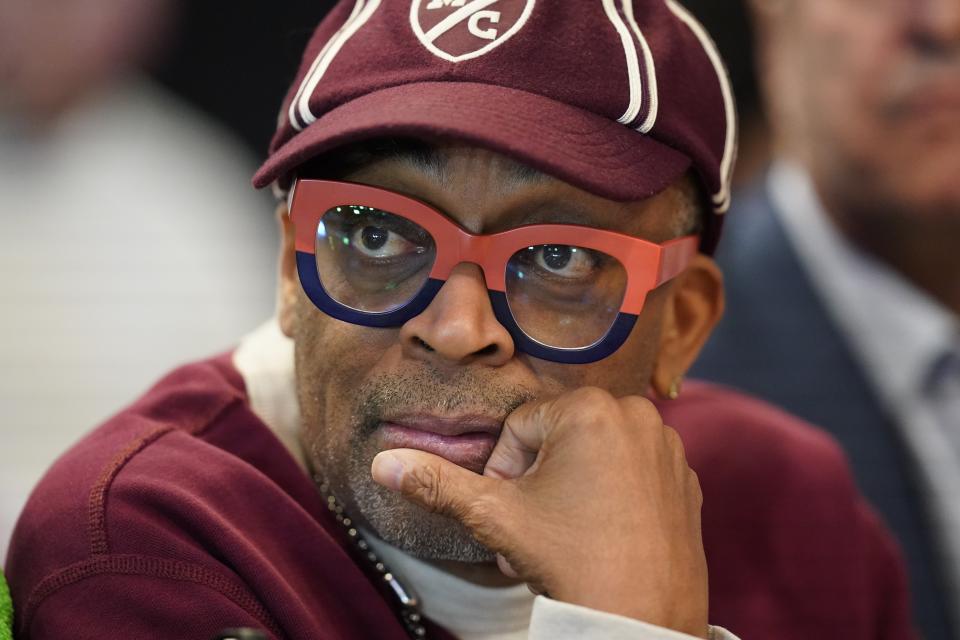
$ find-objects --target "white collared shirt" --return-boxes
[768,161,960,606]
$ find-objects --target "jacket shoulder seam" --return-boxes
[86,397,244,556]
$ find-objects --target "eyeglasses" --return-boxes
[288,179,698,364]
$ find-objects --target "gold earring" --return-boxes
[667,376,684,400]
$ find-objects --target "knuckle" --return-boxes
[573,386,617,407]
[619,395,661,423]
[566,387,619,425]
[662,426,692,463]
[662,426,695,472]
[688,469,704,508]
[664,425,685,449]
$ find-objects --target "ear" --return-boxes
[276,202,299,338]
[651,254,725,399]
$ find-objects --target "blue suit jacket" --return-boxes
[692,179,954,639]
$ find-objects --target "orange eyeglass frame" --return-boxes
[289,179,698,363]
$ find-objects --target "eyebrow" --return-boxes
[511,204,600,228]
[373,141,638,232]
[391,147,631,233]
[303,137,554,192]
[384,140,552,190]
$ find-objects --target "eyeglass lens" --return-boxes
[314,205,628,349]
[505,245,627,349]
[315,205,437,313]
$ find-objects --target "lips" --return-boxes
[375,415,502,474]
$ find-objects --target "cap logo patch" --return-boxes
[410,0,536,63]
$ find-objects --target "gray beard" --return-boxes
[343,451,494,562]
[312,366,536,563]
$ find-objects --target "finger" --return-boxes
[371,449,510,530]
[527,583,549,597]
[499,554,547,597]
[483,396,558,479]
[496,553,520,579]
[485,387,620,479]
[482,428,538,480]
[687,468,704,512]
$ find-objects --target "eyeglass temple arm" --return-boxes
[655,236,699,286]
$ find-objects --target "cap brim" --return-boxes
[254,82,691,203]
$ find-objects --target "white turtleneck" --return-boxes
[233,319,736,640]
[365,532,533,640]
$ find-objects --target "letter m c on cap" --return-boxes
[427,0,467,8]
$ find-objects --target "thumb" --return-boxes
[372,449,510,533]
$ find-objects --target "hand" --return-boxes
[371,387,709,638]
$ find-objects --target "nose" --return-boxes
[400,263,515,367]
[912,0,960,53]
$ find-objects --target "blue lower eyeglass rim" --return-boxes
[297,251,638,363]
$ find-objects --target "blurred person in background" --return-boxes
[0,0,275,560]
[693,0,960,636]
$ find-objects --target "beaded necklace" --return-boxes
[316,477,428,639]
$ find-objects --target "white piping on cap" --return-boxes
[288,0,383,131]
[288,0,366,131]
[621,0,658,133]
[602,0,644,126]
[298,0,382,127]
[665,0,736,213]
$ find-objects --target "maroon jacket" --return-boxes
[6,354,915,639]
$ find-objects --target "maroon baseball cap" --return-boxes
[254,0,737,252]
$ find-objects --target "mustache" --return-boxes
[351,366,538,438]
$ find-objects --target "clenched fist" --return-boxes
[372,387,709,638]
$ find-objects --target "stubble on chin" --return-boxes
[302,364,537,562]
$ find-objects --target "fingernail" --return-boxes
[371,451,405,491]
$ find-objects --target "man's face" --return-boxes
[770,0,960,218]
[284,145,703,562]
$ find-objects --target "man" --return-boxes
[692,1,960,637]
[6,1,917,639]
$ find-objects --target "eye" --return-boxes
[532,245,597,279]
[349,225,420,259]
